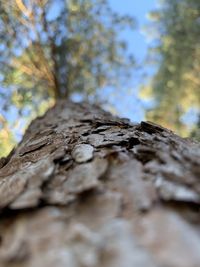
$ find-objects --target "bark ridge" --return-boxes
[0,101,200,267]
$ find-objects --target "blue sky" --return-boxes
[109,0,156,62]
[101,0,157,122]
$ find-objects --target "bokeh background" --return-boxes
[0,0,199,157]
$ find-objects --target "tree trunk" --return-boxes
[0,100,200,267]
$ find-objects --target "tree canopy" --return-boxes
[0,0,135,102]
[142,0,200,137]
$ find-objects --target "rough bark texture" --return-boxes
[0,100,200,267]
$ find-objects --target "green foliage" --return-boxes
[0,115,15,157]
[190,115,200,141]
[143,0,200,136]
[0,0,135,102]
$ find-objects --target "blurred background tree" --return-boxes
[0,0,135,155]
[0,0,135,101]
[141,0,200,138]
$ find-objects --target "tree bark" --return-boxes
[0,100,200,267]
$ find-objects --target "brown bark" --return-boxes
[0,100,200,267]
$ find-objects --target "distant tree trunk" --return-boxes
[0,100,200,267]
